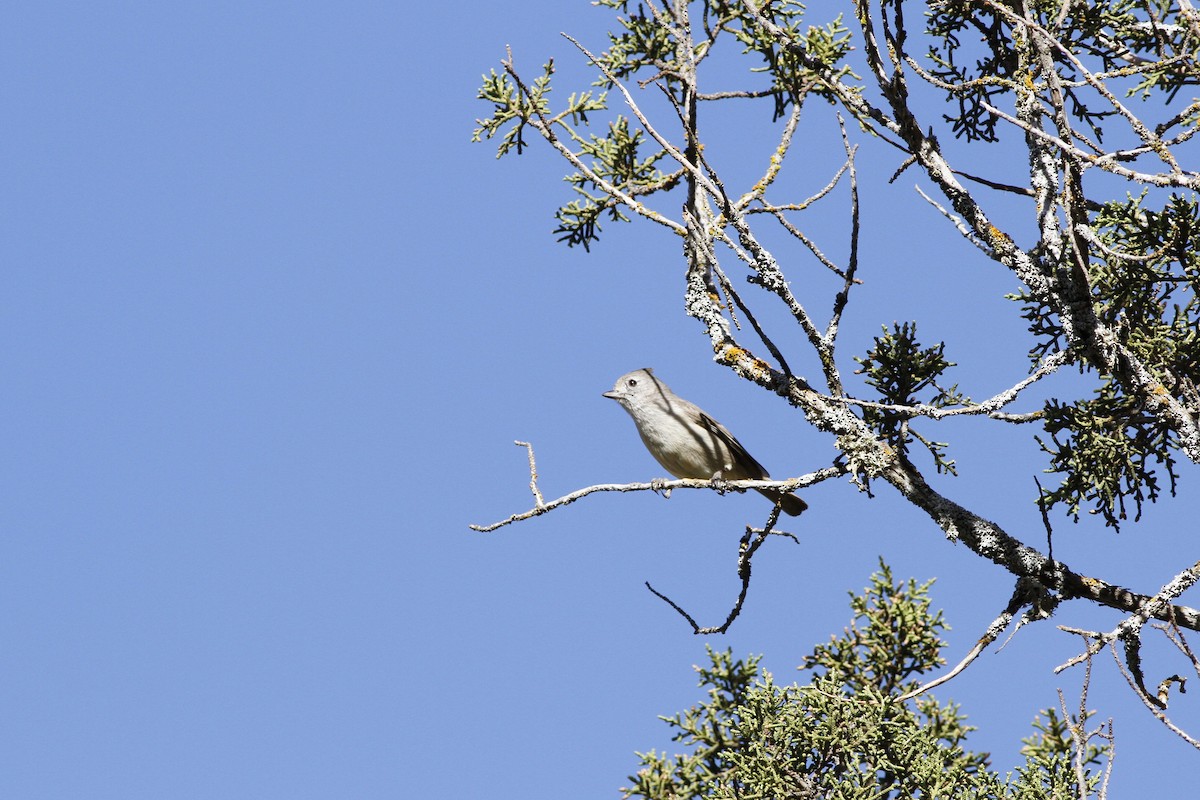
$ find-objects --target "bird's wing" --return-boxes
[697,411,769,480]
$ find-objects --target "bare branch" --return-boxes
[1154,619,1200,677]
[733,97,806,212]
[742,128,849,215]
[1110,637,1200,750]
[898,578,1039,701]
[1056,559,1200,672]
[648,505,793,634]
[752,206,852,279]
[710,258,794,375]
[1074,222,1171,264]
[826,114,861,375]
[470,468,844,533]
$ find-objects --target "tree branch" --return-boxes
[470,468,844,533]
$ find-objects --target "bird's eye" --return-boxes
[627,378,638,387]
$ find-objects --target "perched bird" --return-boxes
[603,368,807,516]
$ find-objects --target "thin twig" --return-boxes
[559,33,725,204]
[514,440,544,507]
[649,505,791,634]
[733,97,806,212]
[825,114,860,383]
[1034,475,1054,563]
[825,350,1069,421]
[711,259,793,375]
[914,186,994,257]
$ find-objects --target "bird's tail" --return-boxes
[756,488,808,516]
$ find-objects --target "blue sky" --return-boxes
[3,2,1198,797]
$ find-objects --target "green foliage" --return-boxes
[623,649,765,798]
[472,58,611,160]
[623,562,1108,799]
[802,561,948,693]
[592,0,856,117]
[855,322,966,474]
[1015,193,1200,526]
[474,62,562,157]
[557,116,677,250]
[1092,194,1200,376]
[473,1,856,248]
[1035,391,1178,528]
[917,0,1200,532]
[1011,708,1107,800]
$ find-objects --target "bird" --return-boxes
[603,368,807,516]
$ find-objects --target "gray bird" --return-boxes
[603,368,807,516]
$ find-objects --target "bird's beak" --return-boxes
[602,391,619,400]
